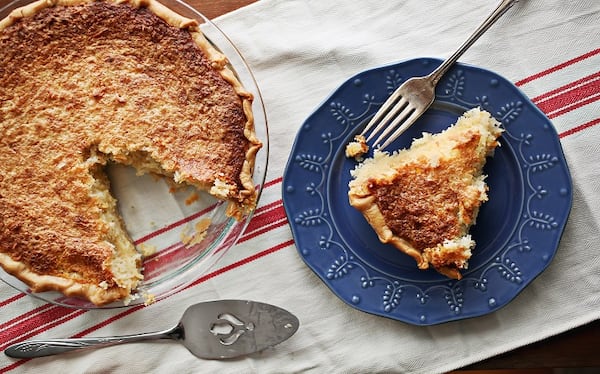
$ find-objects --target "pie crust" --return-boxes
[348,108,502,279]
[0,0,261,304]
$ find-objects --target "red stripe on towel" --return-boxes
[0,308,85,351]
[560,118,600,138]
[532,72,600,118]
[0,293,25,308]
[515,48,600,86]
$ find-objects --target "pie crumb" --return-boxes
[185,191,199,205]
[180,218,212,246]
[345,135,369,160]
[138,243,157,257]
[143,292,156,306]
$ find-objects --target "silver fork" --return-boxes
[362,0,519,150]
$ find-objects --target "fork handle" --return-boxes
[429,0,519,84]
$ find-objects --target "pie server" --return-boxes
[4,300,299,360]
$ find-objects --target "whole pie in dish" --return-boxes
[348,108,502,279]
[0,0,261,305]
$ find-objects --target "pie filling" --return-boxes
[88,158,142,294]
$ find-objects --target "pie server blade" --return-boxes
[4,300,299,360]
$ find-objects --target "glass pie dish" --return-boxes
[0,0,268,309]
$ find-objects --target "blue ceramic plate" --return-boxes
[282,58,572,325]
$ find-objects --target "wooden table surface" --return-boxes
[193,0,600,371]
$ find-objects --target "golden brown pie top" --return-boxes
[0,0,261,304]
[348,108,502,279]
[371,133,483,250]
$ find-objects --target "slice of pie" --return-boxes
[0,0,261,305]
[348,108,502,279]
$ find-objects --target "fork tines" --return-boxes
[360,93,417,151]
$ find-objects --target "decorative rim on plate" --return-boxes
[283,58,572,325]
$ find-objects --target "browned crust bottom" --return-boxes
[0,253,126,305]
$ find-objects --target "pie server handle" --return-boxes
[4,328,177,358]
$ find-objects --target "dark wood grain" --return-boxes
[186,0,255,19]
[464,319,600,370]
